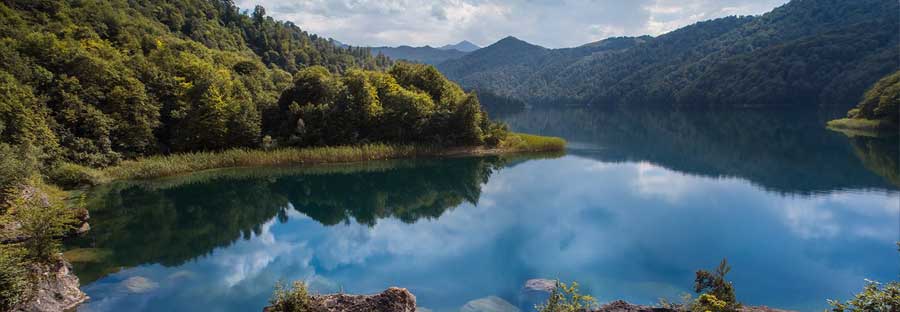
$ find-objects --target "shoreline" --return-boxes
[826,118,898,138]
[99,132,566,182]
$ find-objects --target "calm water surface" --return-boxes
[67,109,899,312]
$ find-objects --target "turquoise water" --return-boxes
[67,109,899,312]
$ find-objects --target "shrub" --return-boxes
[690,294,730,312]
[0,143,37,205]
[536,280,597,312]
[11,184,75,261]
[0,245,29,311]
[46,162,105,189]
[694,258,739,311]
[268,280,320,312]
[827,279,900,312]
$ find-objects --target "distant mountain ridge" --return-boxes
[437,0,899,109]
[371,45,468,65]
[438,40,480,52]
[371,40,480,65]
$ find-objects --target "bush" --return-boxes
[694,258,739,311]
[11,184,75,261]
[536,280,597,312]
[0,143,38,204]
[46,162,105,189]
[828,279,900,312]
[268,280,320,312]
[0,245,29,311]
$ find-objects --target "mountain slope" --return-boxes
[0,0,390,165]
[439,0,898,108]
[371,45,467,64]
[439,40,480,52]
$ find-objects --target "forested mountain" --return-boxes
[371,45,468,65]
[438,0,899,109]
[0,0,395,167]
[438,40,480,52]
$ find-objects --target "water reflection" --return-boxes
[67,109,898,312]
[503,108,899,193]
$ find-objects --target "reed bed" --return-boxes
[103,134,565,181]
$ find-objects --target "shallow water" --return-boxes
[67,109,899,312]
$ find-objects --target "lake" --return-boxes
[65,109,899,312]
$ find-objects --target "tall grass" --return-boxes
[104,134,566,181]
[504,133,567,152]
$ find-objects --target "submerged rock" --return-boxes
[12,258,88,312]
[461,296,521,312]
[263,287,417,312]
[122,276,159,294]
[524,279,557,293]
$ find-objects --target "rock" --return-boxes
[589,301,797,312]
[524,279,557,292]
[264,287,417,312]
[12,257,88,312]
[122,276,159,294]
[593,300,672,312]
[461,296,520,312]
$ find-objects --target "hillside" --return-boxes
[438,0,899,109]
[371,45,468,65]
[0,0,396,167]
[828,70,900,133]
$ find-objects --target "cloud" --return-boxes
[234,0,788,48]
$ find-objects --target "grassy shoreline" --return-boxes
[826,118,898,138]
[98,133,565,181]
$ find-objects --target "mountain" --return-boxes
[438,0,899,109]
[438,36,646,100]
[438,40,480,52]
[371,45,468,65]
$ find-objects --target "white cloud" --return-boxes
[235,0,788,48]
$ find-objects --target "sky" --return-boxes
[234,0,790,48]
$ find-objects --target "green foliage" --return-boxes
[272,63,507,147]
[0,245,29,311]
[46,162,106,189]
[536,280,597,312]
[830,70,900,132]
[11,183,76,261]
[828,279,900,312]
[689,294,731,312]
[0,143,38,205]
[268,280,320,312]
[0,0,390,167]
[694,258,739,311]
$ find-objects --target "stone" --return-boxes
[12,258,88,312]
[263,287,417,312]
[461,296,521,312]
[122,276,159,294]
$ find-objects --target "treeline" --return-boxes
[438,0,898,109]
[839,71,899,127]
[269,63,508,148]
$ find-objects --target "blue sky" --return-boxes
[235,0,789,48]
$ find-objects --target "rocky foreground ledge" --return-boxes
[263,287,418,312]
[11,258,88,312]
[261,286,794,312]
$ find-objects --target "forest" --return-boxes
[437,0,898,109]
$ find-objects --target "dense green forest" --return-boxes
[0,0,395,169]
[828,70,900,131]
[438,0,899,109]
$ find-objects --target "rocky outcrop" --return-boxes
[264,287,416,312]
[591,300,795,312]
[12,258,88,312]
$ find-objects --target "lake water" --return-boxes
[66,109,899,312]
